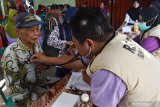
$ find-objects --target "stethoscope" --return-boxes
[35,31,116,67]
[47,31,116,66]
[53,31,116,66]
[57,53,82,66]
[23,45,82,66]
[45,52,82,66]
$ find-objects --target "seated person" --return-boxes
[150,0,160,24]
[14,0,26,13]
[139,7,160,60]
[5,9,18,45]
[124,0,141,25]
[99,2,107,17]
[1,13,54,106]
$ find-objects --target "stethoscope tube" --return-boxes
[44,53,82,66]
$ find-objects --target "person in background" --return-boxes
[36,4,43,15]
[63,4,77,41]
[36,4,46,21]
[82,2,87,8]
[44,4,59,38]
[5,9,18,45]
[14,0,25,13]
[99,2,107,17]
[6,2,13,10]
[47,6,72,57]
[31,8,160,107]
[27,6,41,21]
[42,4,58,57]
[124,0,141,25]
[139,6,160,60]
[150,0,160,23]
[47,5,73,78]
[28,6,44,47]
[1,13,54,107]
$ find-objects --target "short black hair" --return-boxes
[51,4,58,10]
[64,4,70,8]
[132,0,140,3]
[69,8,114,44]
[47,5,51,10]
[58,4,64,10]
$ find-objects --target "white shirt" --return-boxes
[124,13,135,24]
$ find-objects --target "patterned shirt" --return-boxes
[45,14,67,56]
[1,38,47,106]
[45,14,57,35]
[47,26,67,56]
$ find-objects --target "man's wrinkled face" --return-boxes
[17,26,40,45]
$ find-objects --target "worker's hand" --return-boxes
[65,41,77,55]
[30,53,48,63]
[66,41,73,46]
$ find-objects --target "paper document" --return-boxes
[122,26,132,33]
[66,72,91,91]
[51,92,80,107]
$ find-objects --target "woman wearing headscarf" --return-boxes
[5,9,18,44]
[124,0,141,24]
[150,0,160,23]
[139,6,160,60]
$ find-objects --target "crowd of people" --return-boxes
[0,0,160,107]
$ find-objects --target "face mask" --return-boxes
[139,14,158,31]
[84,47,92,58]
[138,22,151,31]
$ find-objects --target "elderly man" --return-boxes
[1,13,53,107]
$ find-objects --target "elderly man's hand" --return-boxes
[30,53,48,63]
